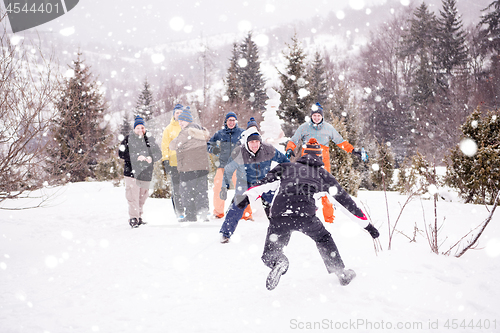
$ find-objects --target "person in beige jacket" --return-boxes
[169,107,211,222]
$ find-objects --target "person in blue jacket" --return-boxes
[219,127,289,243]
[207,112,245,218]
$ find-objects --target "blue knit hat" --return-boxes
[311,102,324,116]
[246,117,259,130]
[178,106,193,123]
[225,112,237,121]
[173,103,184,111]
[134,115,145,128]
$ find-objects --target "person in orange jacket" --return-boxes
[285,103,368,222]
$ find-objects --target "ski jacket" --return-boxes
[245,154,368,227]
[169,123,211,173]
[286,120,354,171]
[207,123,244,168]
[119,132,162,181]
[222,141,289,195]
[161,116,182,166]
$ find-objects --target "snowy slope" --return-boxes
[1,181,499,333]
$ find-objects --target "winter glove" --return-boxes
[364,223,380,239]
[285,149,295,159]
[211,146,221,155]
[352,148,369,162]
[219,187,228,200]
[162,160,172,174]
[235,195,250,209]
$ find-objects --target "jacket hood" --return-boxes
[187,124,210,141]
[296,153,324,167]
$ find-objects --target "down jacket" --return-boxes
[169,123,211,173]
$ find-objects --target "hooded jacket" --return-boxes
[161,116,182,166]
[246,154,368,226]
[207,121,244,168]
[119,131,162,181]
[169,123,211,173]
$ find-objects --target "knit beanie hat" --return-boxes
[245,127,262,142]
[302,138,322,157]
[134,115,145,129]
[246,117,259,130]
[173,103,184,111]
[311,102,324,117]
[225,111,237,122]
[178,106,193,123]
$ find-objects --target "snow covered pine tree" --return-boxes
[238,138,379,289]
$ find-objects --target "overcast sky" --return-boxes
[26,0,364,46]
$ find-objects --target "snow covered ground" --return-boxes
[1,181,499,333]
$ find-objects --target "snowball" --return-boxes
[269,234,279,242]
[151,53,165,64]
[336,10,346,20]
[349,0,365,10]
[59,27,75,36]
[64,69,75,78]
[169,17,185,31]
[254,34,269,47]
[459,138,477,157]
[238,20,252,32]
[238,58,248,68]
[372,163,380,171]
[485,238,500,258]
[45,256,59,268]
[265,4,275,12]
[298,88,310,98]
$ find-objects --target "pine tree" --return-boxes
[277,34,311,137]
[120,114,132,137]
[239,32,267,112]
[308,51,328,106]
[225,43,242,104]
[400,2,439,106]
[136,78,154,121]
[370,142,396,190]
[445,108,500,204]
[48,52,111,183]
[436,0,468,76]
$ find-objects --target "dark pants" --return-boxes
[261,216,345,274]
[179,170,209,220]
[163,162,184,218]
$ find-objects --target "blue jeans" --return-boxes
[219,191,274,238]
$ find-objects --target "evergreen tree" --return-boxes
[445,108,500,204]
[308,51,328,106]
[225,43,242,104]
[277,34,311,137]
[239,32,267,112]
[370,142,396,191]
[49,52,110,183]
[478,0,500,108]
[120,114,132,137]
[436,0,468,76]
[400,2,439,106]
[135,78,154,121]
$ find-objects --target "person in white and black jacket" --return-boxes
[119,115,162,228]
[237,138,379,290]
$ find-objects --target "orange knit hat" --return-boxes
[302,138,322,157]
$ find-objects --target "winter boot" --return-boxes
[178,215,197,222]
[138,218,147,225]
[129,218,139,228]
[266,256,289,291]
[337,269,356,286]
[220,235,230,244]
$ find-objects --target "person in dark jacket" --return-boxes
[219,127,289,243]
[238,138,380,290]
[118,115,162,228]
[207,112,245,218]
